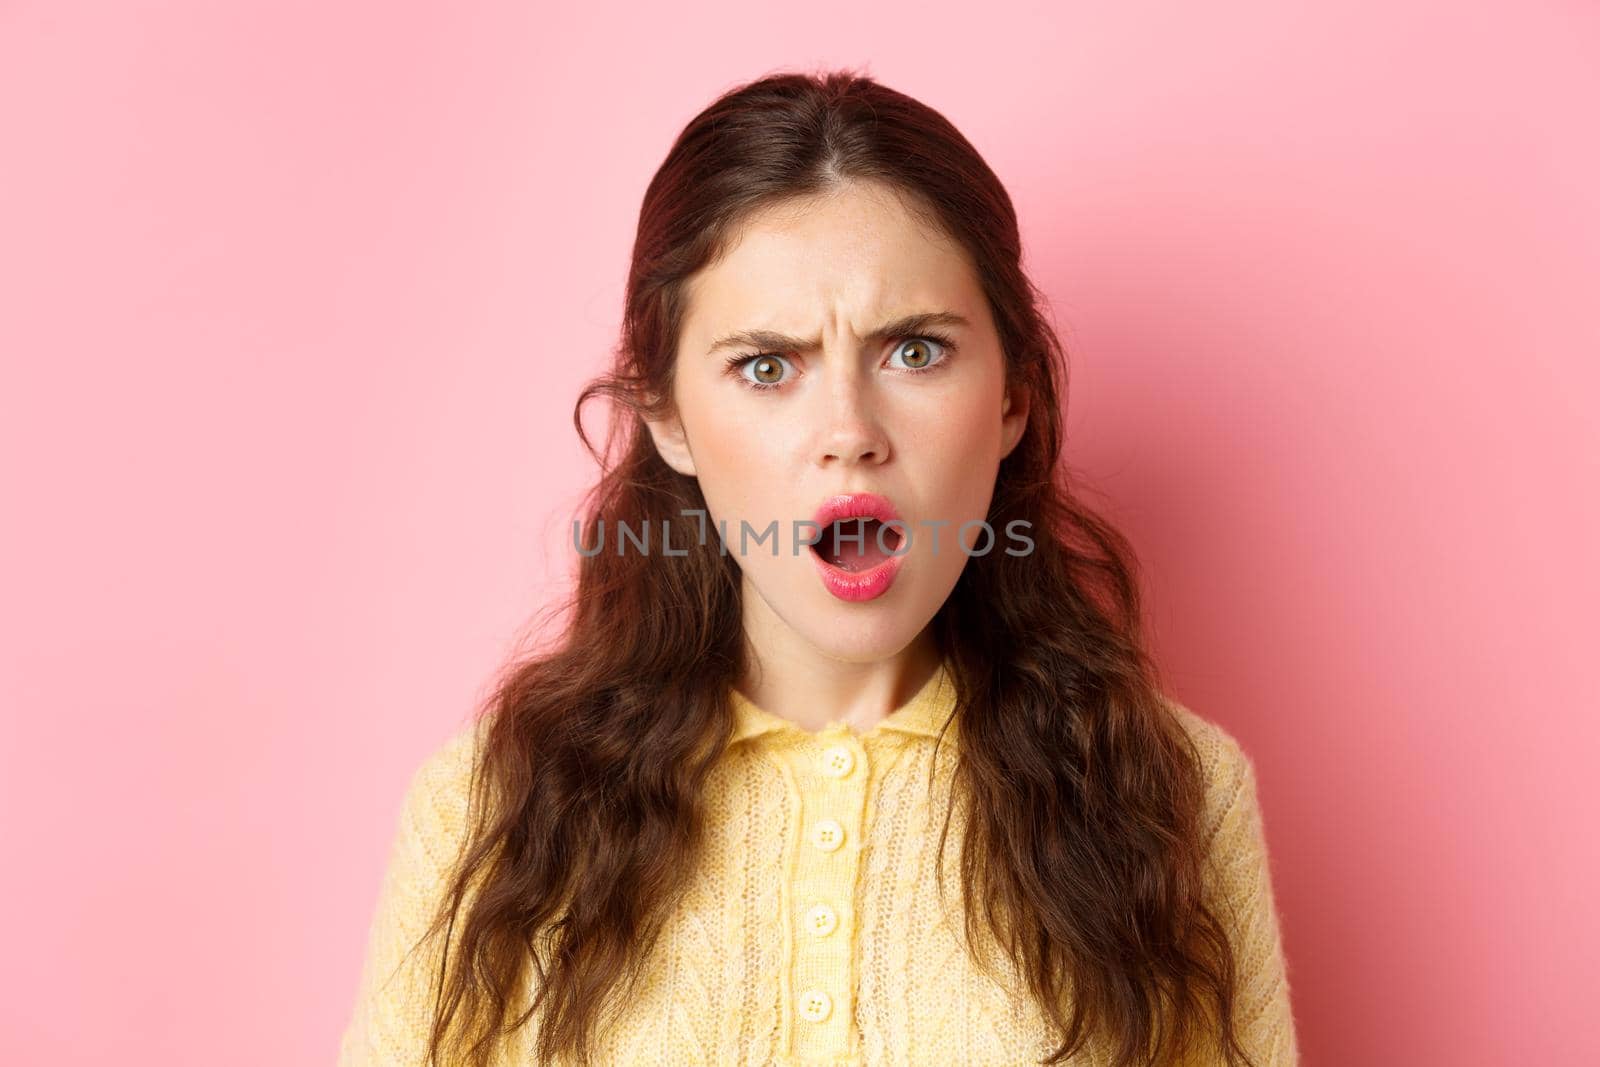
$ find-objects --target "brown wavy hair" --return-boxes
[408,67,1254,1067]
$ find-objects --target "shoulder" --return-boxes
[1161,695,1248,777]
[393,715,490,861]
[410,715,486,794]
[338,718,494,1066]
[1159,695,1260,842]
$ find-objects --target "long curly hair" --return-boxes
[409,67,1254,1067]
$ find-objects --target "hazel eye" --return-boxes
[888,336,950,371]
[739,353,792,387]
[749,354,785,385]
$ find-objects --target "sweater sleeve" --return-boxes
[1193,726,1301,1066]
[337,722,479,1067]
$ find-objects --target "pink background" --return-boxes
[3,2,1596,1063]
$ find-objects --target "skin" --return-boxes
[644,179,1028,734]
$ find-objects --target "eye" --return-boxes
[887,333,955,372]
[724,352,795,391]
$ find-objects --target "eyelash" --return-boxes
[722,331,959,394]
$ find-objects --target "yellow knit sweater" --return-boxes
[338,662,1299,1065]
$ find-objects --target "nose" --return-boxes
[815,372,890,467]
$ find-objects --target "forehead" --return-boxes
[680,181,982,337]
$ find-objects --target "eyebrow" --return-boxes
[706,310,971,356]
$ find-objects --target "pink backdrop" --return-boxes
[3,2,1595,1063]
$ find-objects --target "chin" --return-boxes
[798,593,936,662]
[803,631,919,666]
[743,562,943,661]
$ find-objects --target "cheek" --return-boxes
[687,401,795,521]
[914,388,1003,466]
[699,405,785,478]
[916,393,1005,520]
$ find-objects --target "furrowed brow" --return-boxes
[707,311,970,356]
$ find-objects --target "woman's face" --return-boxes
[646,179,1028,666]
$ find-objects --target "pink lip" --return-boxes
[808,492,906,603]
[811,492,901,530]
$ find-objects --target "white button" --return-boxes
[805,903,839,937]
[798,988,832,1022]
[819,744,855,778]
[809,818,845,852]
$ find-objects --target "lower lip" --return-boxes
[809,540,906,602]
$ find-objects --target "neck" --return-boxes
[736,586,942,733]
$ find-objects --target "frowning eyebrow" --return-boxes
[706,311,971,356]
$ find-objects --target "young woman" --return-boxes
[339,70,1298,1067]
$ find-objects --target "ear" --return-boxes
[643,408,698,478]
[999,384,1029,460]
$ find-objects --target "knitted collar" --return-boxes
[726,657,958,745]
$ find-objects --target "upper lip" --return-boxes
[811,492,902,531]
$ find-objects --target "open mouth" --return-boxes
[812,517,905,573]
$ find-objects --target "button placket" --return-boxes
[784,728,869,1060]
